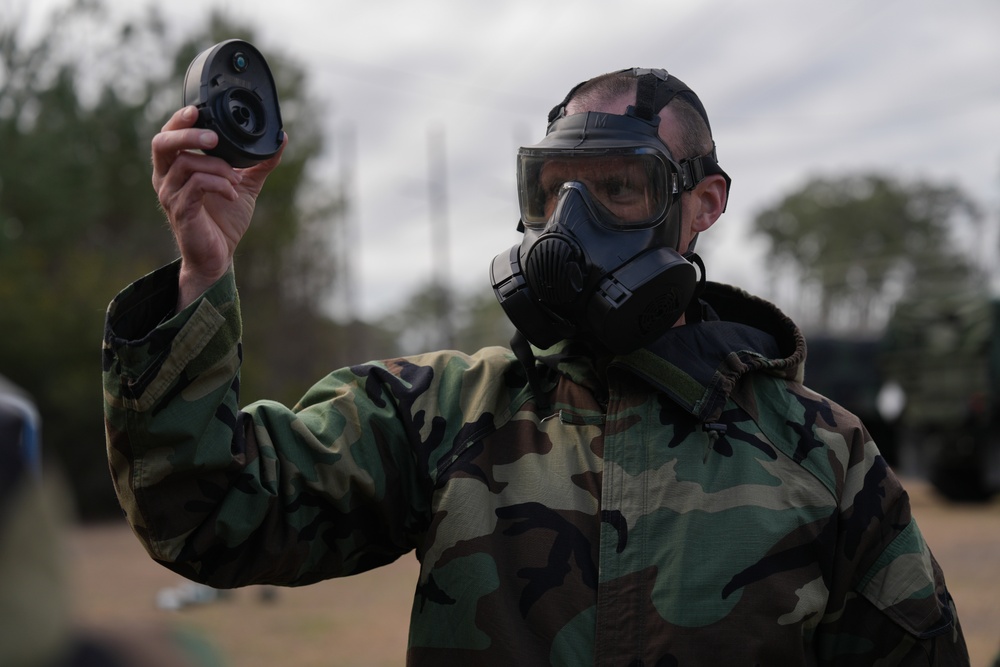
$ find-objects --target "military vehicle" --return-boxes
[879,291,1000,502]
[803,335,899,467]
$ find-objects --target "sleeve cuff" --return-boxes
[103,261,241,411]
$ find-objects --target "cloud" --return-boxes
[21,0,1000,319]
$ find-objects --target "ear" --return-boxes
[690,174,728,233]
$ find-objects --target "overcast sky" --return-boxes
[18,0,1000,320]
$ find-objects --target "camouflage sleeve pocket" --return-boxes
[856,520,954,639]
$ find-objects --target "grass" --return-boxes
[66,478,1000,666]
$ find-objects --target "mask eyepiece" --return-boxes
[517,148,678,231]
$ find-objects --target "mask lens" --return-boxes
[518,150,671,228]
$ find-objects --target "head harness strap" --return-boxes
[547,80,586,124]
[629,68,712,134]
[548,68,713,130]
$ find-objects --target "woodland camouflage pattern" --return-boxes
[103,262,968,666]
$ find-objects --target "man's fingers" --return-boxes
[153,139,241,194]
[156,155,242,213]
[151,128,222,181]
[236,132,288,188]
[183,171,242,204]
[161,105,200,132]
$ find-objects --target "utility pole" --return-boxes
[428,123,454,349]
[337,121,374,359]
[338,122,358,321]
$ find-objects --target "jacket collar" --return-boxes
[537,282,806,422]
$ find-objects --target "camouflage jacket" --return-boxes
[103,262,968,666]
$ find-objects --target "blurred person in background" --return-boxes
[1,376,222,667]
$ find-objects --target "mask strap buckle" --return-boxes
[678,148,732,212]
[510,330,551,413]
[683,252,709,324]
[679,155,708,190]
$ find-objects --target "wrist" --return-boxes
[177,262,231,312]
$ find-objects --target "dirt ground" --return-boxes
[67,478,999,667]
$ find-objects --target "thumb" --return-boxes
[242,132,287,184]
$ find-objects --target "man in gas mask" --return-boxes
[492,68,729,357]
[103,68,969,665]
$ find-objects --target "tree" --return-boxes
[0,1,348,518]
[751,173,985,332]
[380,283,515,356]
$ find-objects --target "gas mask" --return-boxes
[490,69,731,354]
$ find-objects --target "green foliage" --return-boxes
[456,289,517,353]
[752,173,984,331]
[380,282,515,356]
[0,0,517,519]
[0,1,347,518]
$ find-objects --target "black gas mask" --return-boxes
[490,69,731,354]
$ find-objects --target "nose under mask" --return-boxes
[490,183,701,354]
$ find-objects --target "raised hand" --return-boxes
[151,105,286,310]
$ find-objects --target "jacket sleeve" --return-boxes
[749,374,969,665]
[102,262,428,588]
[817,406,970,665]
